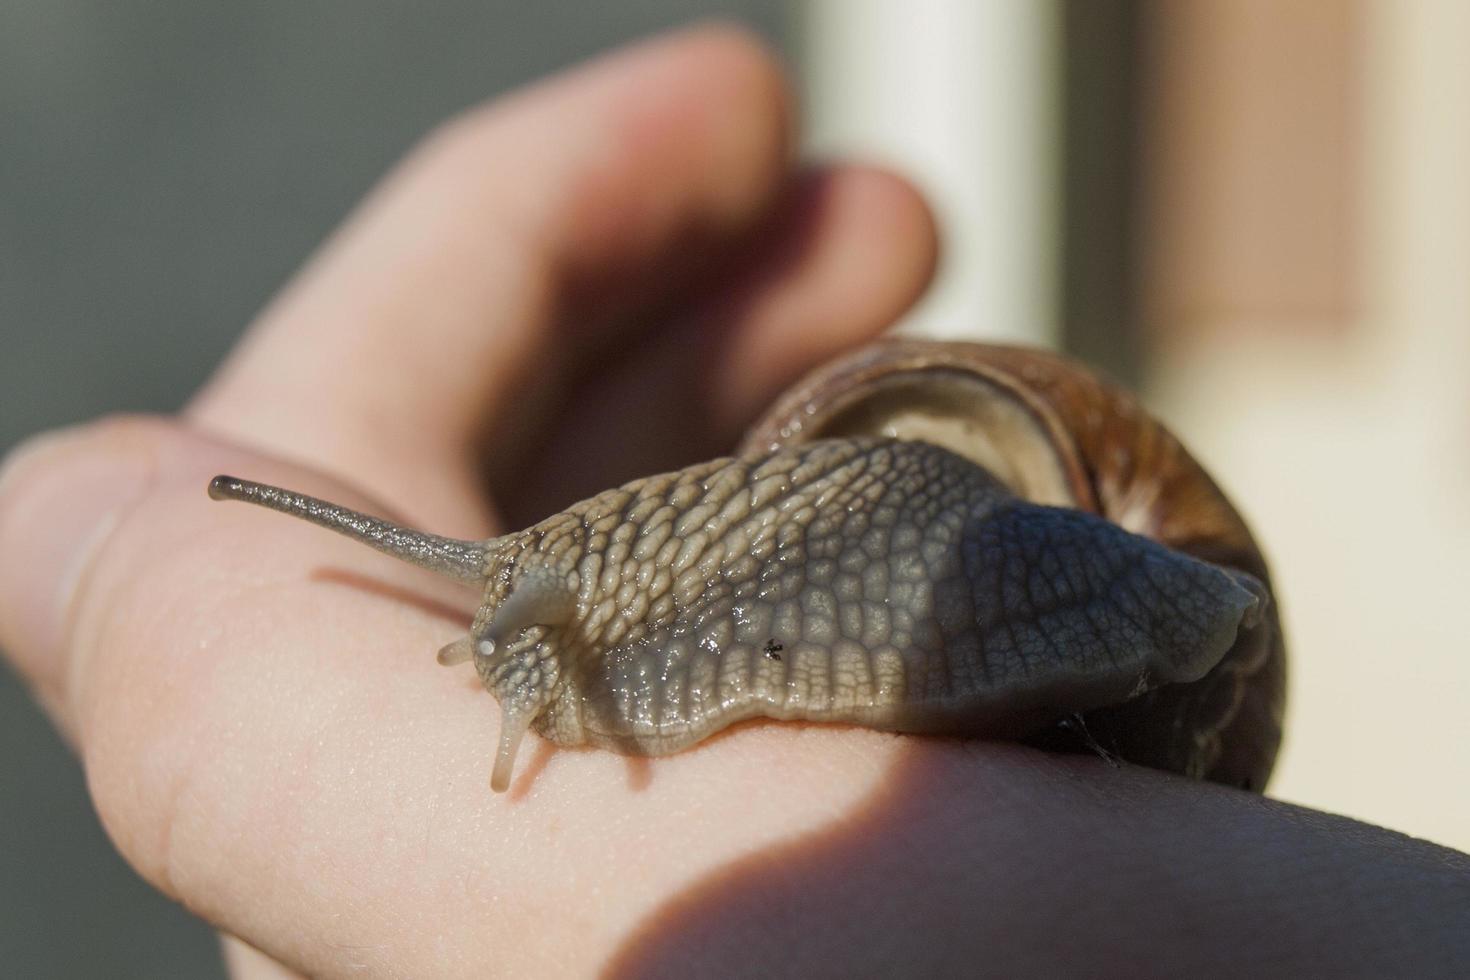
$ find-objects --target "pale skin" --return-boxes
[0,24,1466,980]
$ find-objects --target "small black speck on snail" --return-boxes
[207,340,1286,793]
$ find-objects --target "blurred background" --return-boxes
[2,1,1465,975]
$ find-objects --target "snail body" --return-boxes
[208,341,1285,792]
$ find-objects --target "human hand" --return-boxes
[1,24,1466,979]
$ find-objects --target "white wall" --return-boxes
[800,0,1059,346]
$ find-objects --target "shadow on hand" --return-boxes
[607,741,1470,978]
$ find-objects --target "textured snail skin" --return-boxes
[209,341,1284,793]
[465,437,1260,790]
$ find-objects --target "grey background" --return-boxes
[1,3,787,976]
[0,2,1135,975]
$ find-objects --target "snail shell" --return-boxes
[743,340,1285,791]
[208,340,1284,792]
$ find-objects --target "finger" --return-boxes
[707,166,938,432]
[494,164,937,522]
[187,24,794,527]
[0,418,453,718]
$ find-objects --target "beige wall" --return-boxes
[1146,0,1470,851]
[1143,0,1361,341]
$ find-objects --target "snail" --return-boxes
[207,339,1285,793]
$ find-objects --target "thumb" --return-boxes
[0,417,163,721]
[0,413,490,946]
[0,415,445,739]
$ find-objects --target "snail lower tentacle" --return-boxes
[208,340,1286,793]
